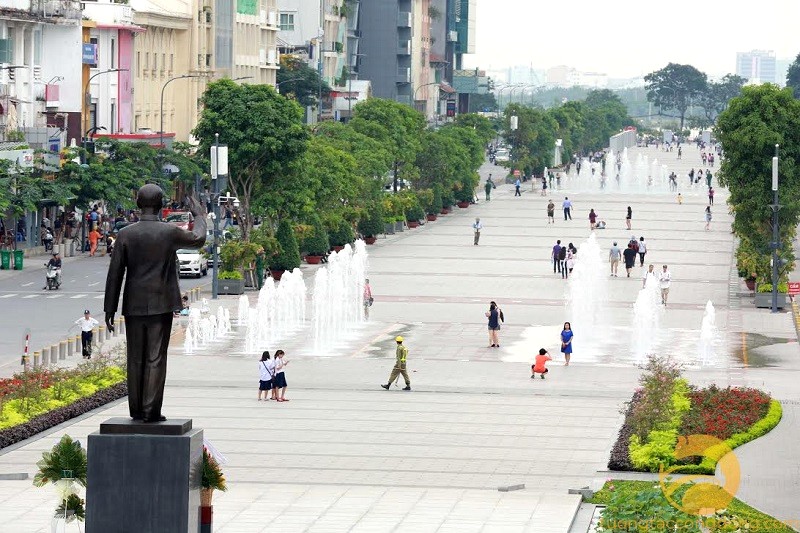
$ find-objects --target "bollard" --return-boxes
[50,344,58,364]
[67,337,74,358]
[119,317,126,335]
[106,324,112,341]
[41,346,50,366]
[92,327,99,356]
[59,340,67,360]
[74,335,82,354]
[33,351,41,369]
[97,326,105,347]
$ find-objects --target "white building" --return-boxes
[736,49,776,84]
[0,0,82,147]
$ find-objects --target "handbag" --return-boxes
[368,297,374,306]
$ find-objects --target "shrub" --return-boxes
[628,355,683,441]
[680,386,771,440]
[357,205,384,237]
[441,187,455,208]
[328,219,355,247]
[405,202,425,222]
[756,282,788,293]
[271,219,301,271]
[428,185,444,214]
[201,447,228,491]
[219,240,261,273]
[217,270,244,280]
[628,379,691,472]
[301,217,330,256]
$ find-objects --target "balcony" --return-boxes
[397,11,411,28]
[396,67,410,84]
[398,40,411,56]
[30,0,82,22]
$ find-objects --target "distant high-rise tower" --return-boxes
[736,50,776,84]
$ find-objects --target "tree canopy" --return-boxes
[644,63,708,129]
[277,55,331,108]
[786,52,800,97]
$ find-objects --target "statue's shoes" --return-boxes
[143,415,167,423]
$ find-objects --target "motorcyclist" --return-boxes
[42,227,54,252]
[44,252,62,289]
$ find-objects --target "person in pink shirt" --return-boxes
[363,279,373,320]
[531,348,552,380]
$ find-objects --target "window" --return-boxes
[136,51,140,76]
[205,54,212,67]
[169,53,174,72]
[110,103,116,134]
[144,52,149,71]
[279,13,294,31]
[110,39,115,68]
[33,30,42,65]
[89,37,99,67]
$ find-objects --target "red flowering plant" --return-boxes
[680,385,771,441]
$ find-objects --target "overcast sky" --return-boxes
[464,0,800,79]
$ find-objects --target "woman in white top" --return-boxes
[638,237,647,267]
[273,350,289,402]
[257,351,275,401]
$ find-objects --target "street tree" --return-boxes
[454,113,496,145]
[502,103,558,175]
[314,121,392,184]
[785,52,800,97]
[414,130,468,191]
[277,55,331,108]
[644,63,708,129]
[350,98,425,192]
[193,79,309,239]
[716,84,800,283]
[698,74,747,125]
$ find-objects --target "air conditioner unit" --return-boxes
[447,30,458,42]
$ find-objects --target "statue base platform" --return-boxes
[86,418,202,533]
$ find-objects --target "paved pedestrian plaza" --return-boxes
[1,145,799,532]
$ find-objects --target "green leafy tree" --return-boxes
[277,55,331,108]
[351,98,425,192]
[716,84,800,284]
[301,216,331,256]
[414,130,468,190]
[271,218,301,271]
[328,218,355,247]
[454,113,496,144]
[315,122,392,182]
[502,104,558,175]
[468,92,498,113]
[645,63,708,129]
[786,52,800,97]
[193,79,309,239]
[698,74,747,125]
[357,202,384,237]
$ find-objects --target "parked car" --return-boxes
[177,248,208,278]
[494,148,510,163]
[164,211,194,231]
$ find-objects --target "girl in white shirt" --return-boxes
[257,351,275,401]
[273,350,289,402]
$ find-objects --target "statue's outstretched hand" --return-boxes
[187,195,207,220]
[105,312,115,333]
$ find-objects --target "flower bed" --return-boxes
[589,480,794,532]
[608,356,783,474]
[0,357,127,450]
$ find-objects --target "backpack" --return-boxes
[558,247,567,260]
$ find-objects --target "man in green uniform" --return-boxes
[255,247,266,290]
[484,175,494,201]
[381,336,411,391]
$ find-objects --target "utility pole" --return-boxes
[771,144,780,313]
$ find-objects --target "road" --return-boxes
[0,252,210,376]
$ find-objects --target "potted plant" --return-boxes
[218,240,260,294]
[405,203,425,229]
[383,216,395,235]
[301,218,330,264]
[440,188,454,214]
[218,270,245,294]
[426,187,443,221]
[394,215,405,232]
[328,219,355,252]
[270,219,301,279]
[357,207,383,245]
[755,282,789,309]
[200,447,227,507]
[33,435,87,530]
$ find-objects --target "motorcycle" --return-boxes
[44,264,61,290]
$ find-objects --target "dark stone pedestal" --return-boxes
[86,418,202,533]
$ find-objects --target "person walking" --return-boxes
[531,348,552,379]
[560,322,573,365]
[472,217,483,245]
[588,209,597,230]
[88,227,101,257]
[541,175,548,197]
[562,197,573,221]
[381,336,411,390]
[609,241,621,277]
[677,193,683,205]
[552,240,562,274]
[514,177,521,197]
[705,206,712,230]
[637,237,647,267]
[558,244,568,279]
[708,187,715,206]
[255,247,266,290]
[76,310,99,359]
[566,243,576,275]
[625,206,632,230]
[642,264,656,288]
[659,265,672,306]
[547,200,555,224]
[257,351,274,401]
[706,169,713,188]
[485,301,504,347]
[273,350,289,401]
[484,176,494,201]
[623,243,637,277]
[363,279,373,320]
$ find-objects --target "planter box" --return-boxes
[218,278,245,295]
[754,292,787,309]
[440,208,451,215]
[457,201,469,208]
[407,221,420,228]
[305,255,323,264]
[745,279,756,291]
[364,236,377,245]
[331,245,344,252]
[270,269,285,281]
[394,221,404,232]
[426,214,437,222]
[384,223,395,235]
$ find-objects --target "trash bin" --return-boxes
[0,249,9,270]
[12,249,23,270]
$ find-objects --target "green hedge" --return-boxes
[629,379,691,472]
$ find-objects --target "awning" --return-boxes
[96,23,146,33]
[439,83,456,94]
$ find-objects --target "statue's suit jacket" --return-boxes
[104,215,207,316]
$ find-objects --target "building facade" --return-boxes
[736,50,776,84]
[0,0,82,146]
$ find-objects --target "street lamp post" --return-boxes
[83,68,127,138]
[413,81,441,116]
[160,74,201,148]
[771,144,781,313]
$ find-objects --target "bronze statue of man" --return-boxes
[104,184,206,422]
